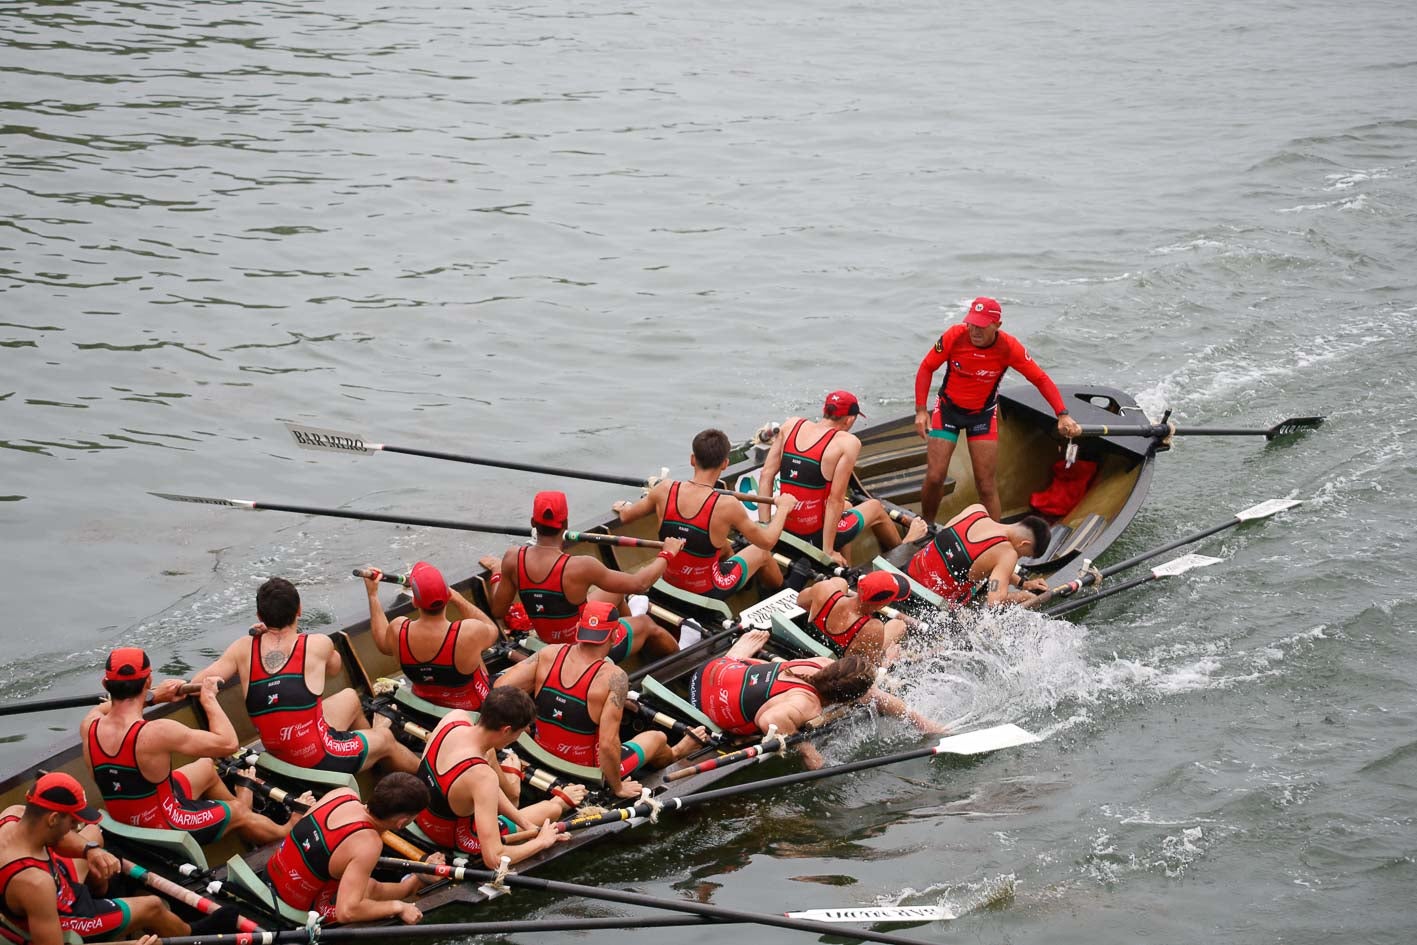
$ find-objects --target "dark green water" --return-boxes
[3,0,1416,941]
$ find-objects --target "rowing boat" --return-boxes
[0,383,1159,929]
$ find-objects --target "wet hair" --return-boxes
[256,577,300,629]
[420,600,446,616]
[1017,516,1051,558]
[533,524,563,538]
[478,687,536,732]
[804,653,876,705]
[367,772,429,819]
[102,677,147,701]
[691,429,731,470]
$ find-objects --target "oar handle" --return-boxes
[565,531,665,550]
[625,697,715,745]
[352,567,409,585]
[176,679,226,696]
[716,488,778,504]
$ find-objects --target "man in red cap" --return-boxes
[494,602,708,798]
[364,561,500,712]
[914,297,1083,522]
[795,570,913,664]
[483,491,685,659]
[755,391,905,565]
[194,578,420,775]
[0,771,185,942]
[613,429,798,598]
[80,648,292,845]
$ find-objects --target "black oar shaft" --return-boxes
[254,499,523,536]
[118,915,728,945]
[1098,519,1234,578]
[1043,572,1154,617]
[0,693,104,717]
[380,443,646,487]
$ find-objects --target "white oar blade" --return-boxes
[1234,498,1301,522]
[737,588,806,630]
[932,723,1040,756]
[786,905,956,923]
[284,422,380,455]
[149,492,255,510]
[1150,553,1224,578]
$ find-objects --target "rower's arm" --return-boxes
[364,575,395,656]
[492,650,540,692]
[192,637,243,688]
[597,668,632,794]
[914,339,949,410]
[144,710,239,763]
[10,870,63,945]
[728,493,796,550]
[983,557,1016,606]
[756,701,825,769]
[485,551,518,618]
[1007,340,1067,416]
[332,833,416,923]
[578,553,672,595]
[755,424,787,525]
[821,437,861,556]
[865,686,947,735]
[470,767,555,867]
[449,587,494,625]
[612,487,661,525]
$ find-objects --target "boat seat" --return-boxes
[650,579,733,623]
[1,914,80,945]
[255,752,360,795]
[390,684,462,725]
[513,733,604,786]
[871,556,946,609]
[773,531,835,569]
[223,853,309,925]
[637,675,721,733]
[770,613,836,658]
[98,812,208,873]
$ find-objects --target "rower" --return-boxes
[484,491,685,659]
[914,297,1084,522]
[688,630,944,769]
[756,391,904,565]
[494,602,708,799]
[364,561,498,712]
[613,429,798,599]
[796,570,913,664]
[0,772,182,944]
[194,577,420,775]
[80,648,291,845]
[413,688,586,867]
[887,505,1051,606]
[263,774,441,924]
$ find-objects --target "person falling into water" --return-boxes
[796,570,914,664]
[914,297,1083,523]
[888,506,1051,606]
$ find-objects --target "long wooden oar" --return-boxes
[0,681,220,719]
[1074,415,1324,441]
[379,857,940,945]
[283,422,779,503]
[1043,554,1224,617]
[149,492,666,548]
[508,723,1039,841]
[122,860,262,934]
[1024,497,1301,610]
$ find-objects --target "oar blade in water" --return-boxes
[284,422,379,455]
[786,905,956,923]
[1234,498,1302,521]
[932,723,1040,756]
[1150,553,1224,578]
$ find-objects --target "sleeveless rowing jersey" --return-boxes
[516,548,581,644]
[267,794,373,912]
[693,657,818,736]
[779,419,839,538]
[247,635,332,767]
[658,482,722,594]
[397,619,490,711]
[533,646,606,767]
[86,719,182,830]
[0,856,49,933]
[810,591,871,651]
[414,720,492,852]
[907,509,1008,604]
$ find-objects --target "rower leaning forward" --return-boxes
[915,297,1082,522]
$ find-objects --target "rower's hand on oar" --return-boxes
[1057,414,1083,439]
[360,568,384,594]
[557,782,588,809]
[903,518,930,543]
[612,777,643,800]
[829,549,849,567]
[660,536,686,558]
[83,844,120,881]
[196,675,222,706]
[478,554,501,573]
[914,408,930,441]
[536,818,571,850]
[151,678,188,704]
[1022,577,1049,593]
[395,901,423,925]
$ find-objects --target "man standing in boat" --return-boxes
[494,602,708,799]
[915,297,1083,522]
[413,688,586,866]
[80,648,293,845]
[482,491,685,659]
[364,561,500,712]
[0,771,185,943]
[756,391,905,565]
[796,570,913,663]
[194,577,420,775]
[612,429,798,599]
[889,506,1051,606]
[263,773,441,924]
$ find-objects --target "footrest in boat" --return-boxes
[223,854,309,925]
[254,752,360,796]
[650,579,733,623]
[98,812,208,873]
[513,734,604,786]
[871,555,946,609]
[769,613,836,658]
[637,675,721,734]
[773,531,835,569]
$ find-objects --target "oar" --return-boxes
[149,493,665,548]
[1043,554,1223,617]
[509,723,1038,841]
[0,681,221,719]
[107,915,739,945]
[283,422,779,503]
[626,692,718,746]
[122,860,262,934]
[1074,415,1324,441]
[378,857,940,945]
[1024,497,1301,609]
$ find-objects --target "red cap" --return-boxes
[857,571,911,608]
[27,772,101,824]
[104,647,151,683]
[532,491,569,530]
[964,297,1002,327]
[408,561,450,610]
[823,390,863,420]
[576,601,620,644]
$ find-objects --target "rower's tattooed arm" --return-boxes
[599,668,638,798]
